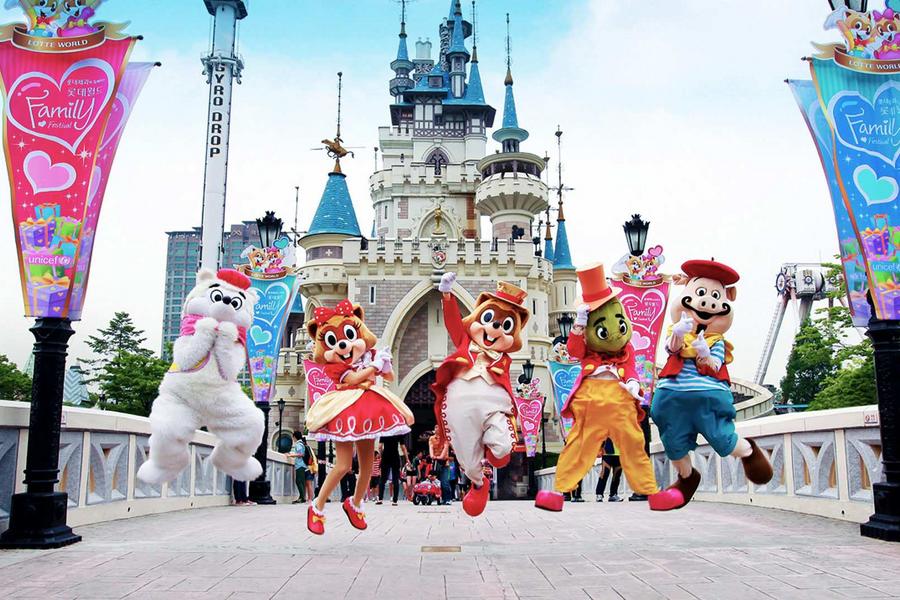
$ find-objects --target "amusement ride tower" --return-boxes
[199,0,248,270]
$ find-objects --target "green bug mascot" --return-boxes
[535,263,662,511]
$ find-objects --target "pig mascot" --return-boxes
[648,260,773,511]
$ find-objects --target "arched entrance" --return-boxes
[405,369,436,455]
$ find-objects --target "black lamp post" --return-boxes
[0,319,81,549]
[256,210,283,248]
[275,398,286,451]
[248,210,284,506]
[623,214,650,257]
[557,313,574,341]
[860,314,900,542]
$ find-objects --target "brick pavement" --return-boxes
[1,500,899,599]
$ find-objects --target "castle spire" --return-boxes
[552,126,574,270]
[389,0,414,98]
[492,14,528,153]
[543,211,555,262]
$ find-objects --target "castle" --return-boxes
[274,1,575,479]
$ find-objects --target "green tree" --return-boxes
[81,312,152,384]
[780,320,836,407]
[0,354,31,402]
[809,351,876,411]
[95,352,169,417]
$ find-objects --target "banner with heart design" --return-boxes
[513,395,543,458]
[0,31,138,318]
[789,80,872,326]
[304,359,336,408]
[548,361,580,440]
[617,280,671,403]
[246,273,300,404]
[806,59,900,319]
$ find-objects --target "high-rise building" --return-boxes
[161,221,261,355]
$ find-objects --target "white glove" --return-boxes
[438,272,457,293]
[359,352,373,369]
[619,380,642,400]
[672,312,695,337]
[372,348,393,374]
[575,304,590,327]
[691,331,711,359]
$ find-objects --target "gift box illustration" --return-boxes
[34,204,60,220]
[862,215,894,258]
[51,217,82,246]
[18,218,56,249]
[26,274,70,316]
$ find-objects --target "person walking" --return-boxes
[231,479,255,506]
[596,439,623,502]
[403,457,418,501]
[379,434,409,506]
[340,453,359,502]
[448,456,459,501]
[370,451,382,502]
[287,431,309,504]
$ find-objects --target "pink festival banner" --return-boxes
[0,19,139,319]
[513,377,544,457]
[616,280,670,402]
[303,359,336,407]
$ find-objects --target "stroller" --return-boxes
[412,479,442,505]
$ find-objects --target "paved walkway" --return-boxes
[1,501,899,599]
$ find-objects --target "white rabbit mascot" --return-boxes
[137,268,264,484]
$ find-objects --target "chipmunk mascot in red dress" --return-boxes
[432,273,529,517]
[304,300,414,535]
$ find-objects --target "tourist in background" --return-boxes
[287,431,308,504]
[340,452,359,502]
[231,479,255,506]
[404,457,418,501]
[448,455,459,501]
[369,450,382,502]
[378,433,409,506]
[596,439,623,502]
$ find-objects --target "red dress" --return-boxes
[306,357,413,442]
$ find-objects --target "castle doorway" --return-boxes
[404,369,437,455]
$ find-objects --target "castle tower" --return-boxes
[389,1,414,98]
[549,128,577,336]
[474,14,548,240]
[372,0,494,241]
[544,216,555,262]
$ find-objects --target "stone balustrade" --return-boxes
[0,401,297,533]
[537,405,882,523]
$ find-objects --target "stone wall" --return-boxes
[352,279,418,337]
[397,304,429,380]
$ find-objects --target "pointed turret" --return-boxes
[553,200,574,271]
[464,45,485,104]
[306,168,362,238]
[447,0,469,98]
[390,3,415,98]
[544,217,555,262]
[492,15,528,153]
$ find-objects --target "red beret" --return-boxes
[217,268,252,290]
[681,260,739,285]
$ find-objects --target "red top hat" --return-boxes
[475,281,530,324]
[681,260,739,285]
[576,263,621,311]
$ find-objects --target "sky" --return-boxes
[0,0,855,386]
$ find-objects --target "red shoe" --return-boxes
[462,482,490,517]
[484,447,511,468]
[534,490,564,512]
[307,505,325,535]
[342,498,368,530]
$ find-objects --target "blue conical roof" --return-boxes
[465,57,485,103]
[502,78,518,129]
[307,171,362,237]
[448,2,469,58]
[553,217,574,270]
[396,33,409,62]
[544,237,555,262]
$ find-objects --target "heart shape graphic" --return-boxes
[631,330,652,351]
[248,325,272,346]
[23,151,75,194]
[619,287,668,331]
[100,92,130,152]
[853,164,898,206]
[6,58,115,155]
[515,398,543,434]
[304,363,336,395]
[550,363,581,393]
[830,82,900,166]
[252,281,291,326]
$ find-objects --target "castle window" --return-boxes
[532,299,537,315]
[369,285,376,305]
[384,205,388,219]
[425,149,449,175]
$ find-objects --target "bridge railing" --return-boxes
[0,401,297,533]
[537,405,882,523]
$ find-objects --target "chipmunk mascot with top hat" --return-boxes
[648,259,773,511]
[535,263,662,512]
[432,273,529,517]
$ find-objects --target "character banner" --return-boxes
[548,361,579,440]
[303,358,335,443]
[616,280,670,401]
[808,57,900,319]
[513,377,544,457]
[245,272,299,405]
[0,14,138,319]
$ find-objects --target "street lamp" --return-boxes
[256,211,283,248]
[275,398,286,451]
[557,313,574,341]
[623,214,650,257]
[520,359,534,384]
